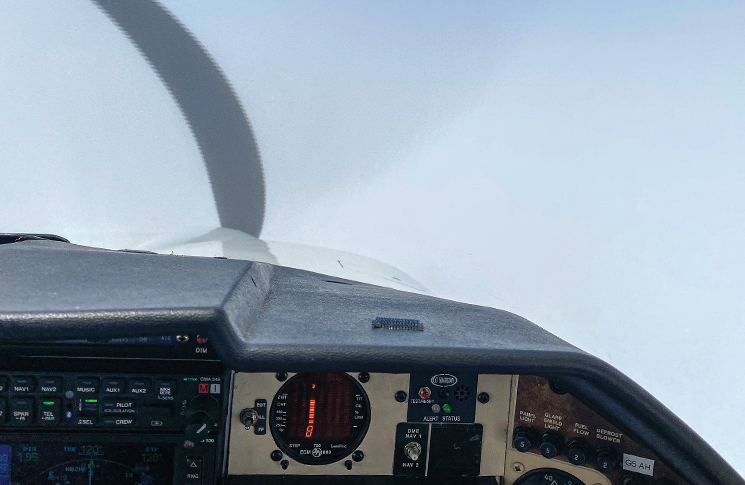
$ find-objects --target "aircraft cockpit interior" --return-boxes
[1,2,743,485]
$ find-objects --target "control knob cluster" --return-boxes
[513,426,618,470]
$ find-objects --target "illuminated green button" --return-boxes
[37,398,60,425]
[442,403,452,414]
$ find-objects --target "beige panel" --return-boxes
[475,374,513,477]
[504,450,611,485]
[505,376,611,485]
[228,372,409,476]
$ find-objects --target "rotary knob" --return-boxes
[566,439,591,466]
[185,395,220,425]
[621,474,646,485]
[513,426,537,452]
[595,447,620,474]
[539,431,564,459]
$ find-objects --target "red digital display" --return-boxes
[284,373,353,440]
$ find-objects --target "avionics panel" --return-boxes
[0,370,221,430]
[0,349,229,485]
[0,437,176,485]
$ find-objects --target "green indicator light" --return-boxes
[43,401,55,406]
[84,399,98,403]
[442,403,452,414]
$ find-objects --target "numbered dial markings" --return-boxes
[514,468,587,485]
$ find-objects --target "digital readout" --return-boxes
[284,373,353,440]
[0,443,173,484]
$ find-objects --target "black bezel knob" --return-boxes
[539,431,564,459]
[566,439,591,466]
[513,426,537,453]
[595,446,620,473]
[621,474,646,485]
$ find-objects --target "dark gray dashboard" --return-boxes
[0,239,740,485]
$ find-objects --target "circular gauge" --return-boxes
[269,372,371,465]
[514,469,587,485]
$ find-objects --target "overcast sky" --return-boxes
[2,1,744,475]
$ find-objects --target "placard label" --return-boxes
[623,453,655,476]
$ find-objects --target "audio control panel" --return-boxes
[0,372,223,429]
[0,354,229,485]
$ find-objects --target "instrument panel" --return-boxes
[0,364,691,485]
[227,372,687,485]
[0,353,228,485]
[1,242,737,485]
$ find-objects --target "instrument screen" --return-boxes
[0,442,173,485]
[269,372,370,465]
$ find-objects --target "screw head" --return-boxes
[395,390,408,402]
[276,372,288,382]
[358,372,370,383]
[352,450,364,462]
[513,462,525,473]
[270,450,283,462]
[477,392,490,403]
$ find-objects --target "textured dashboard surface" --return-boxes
[0,240,740,485]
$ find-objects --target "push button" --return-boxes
[103,379,125,394]
[38,377,62,394]
[12,377,35,393]
[156,380,175,400]
[75,377,99,394]
[102,416,136,426]
[0,397,6,423]
[185,456,203,484]
[128,379,151,396]
[37,398,61,425]
[0,376,8,393]
[10,398,33,425]
[102,399,136,415]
